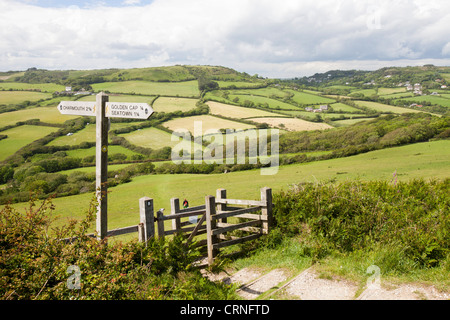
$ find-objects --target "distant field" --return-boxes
[0,91,52,105]
[217,81,265,89]
[354,101,423,114]
[17,140,450,229]
[286,89,336,105]
[119,127,179,149]
[330,103,361,112]
[378,87,407,95]
[206,101,279,119]
[59,163,133,176]
[152,97,198,113]
[332,118,375,126]
[0,106,78,127]
[48,124,97,146]
[0,82,65,92]
[91,80,200,97]
[163,115,255,134]
[395,95,450,108]
[349,88,377,97]
[231,87,289,98]
[248,117,333,131]
[0,125,58,161]
[228,94,298,110]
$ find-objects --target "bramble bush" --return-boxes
[272,179,450,268]
[0,195,237,300]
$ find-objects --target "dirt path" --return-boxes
[203,266,450,300]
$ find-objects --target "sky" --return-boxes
[1,0,450,78]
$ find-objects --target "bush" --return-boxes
[272,179,450,267]
[0,196,237,300]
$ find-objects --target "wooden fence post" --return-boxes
[171,198,181,234]
[216,189,227,223]
[205,195,217,265]
[261,187,273,234]
[157,209,165,239]
[139,197,154,243]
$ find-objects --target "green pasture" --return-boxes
[231,87,289,99]
[91,80,200,97]
[228,94,298,110]
[349,88,377,97]
[285,90,336,105]
[0,91,52,105]
[217,81,265,89]
[0,82,65,92]
[329,103,361,112]
[332,118,376,126]
[119,127,179,150]
[378,87,407,95]
[395,95,450,108]
[14,140,449,231]
[48,124,97,146]
[152,97,198,113]
[354,101,423,114]
[0,106,79,127]
[0,125,58,161]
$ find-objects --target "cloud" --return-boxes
[1,0,450,77]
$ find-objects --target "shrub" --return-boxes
[0,195,237,300]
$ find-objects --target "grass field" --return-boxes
[162,115,255,134]
[91,80,200,97]
[48,124,97,146]
[0,106,79,127]
[0,91,53,105]
[0,125,58,161]
[228,94,298,110]
[12,140,449,230]
[395,95,450,108]
[332,118,376,126]
[119,127,180,149]
[206,101,279,119]
[330,102,361,113]
[0,82,65,92]
[248,117,333,131]
[152,97,198,113]
[354,101,424,114]
[286,89,336,105]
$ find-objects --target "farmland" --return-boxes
[1,64,450,300]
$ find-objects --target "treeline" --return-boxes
[280,113,450,155]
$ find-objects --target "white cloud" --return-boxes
[1,0,450,77]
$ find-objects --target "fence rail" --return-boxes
[61,187,273,266]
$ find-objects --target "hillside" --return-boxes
[1,64,450,205]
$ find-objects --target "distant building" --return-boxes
[319,105,329,111]
[305,107,313,112]
[65,86,72,92]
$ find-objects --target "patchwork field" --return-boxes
[285,89,336,105]
[354,101,423,114]
[228,94,299,110]
[248,117,333,131]
[152,97,198,113]
[119,127,179,149]
[395,95,450,108]
[206,101,279,119]
[0,91,53,105]
[0,82,65,92]
[0,125,58,161]
[0,106,79,127]
[79,94,155,104]
[91,80,200,97]
[48,124,97,146]
[163,115,256,134]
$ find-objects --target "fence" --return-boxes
[63,187,273,266]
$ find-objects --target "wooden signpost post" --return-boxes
[58,93,154,240]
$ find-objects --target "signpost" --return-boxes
[58,93,154,240]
